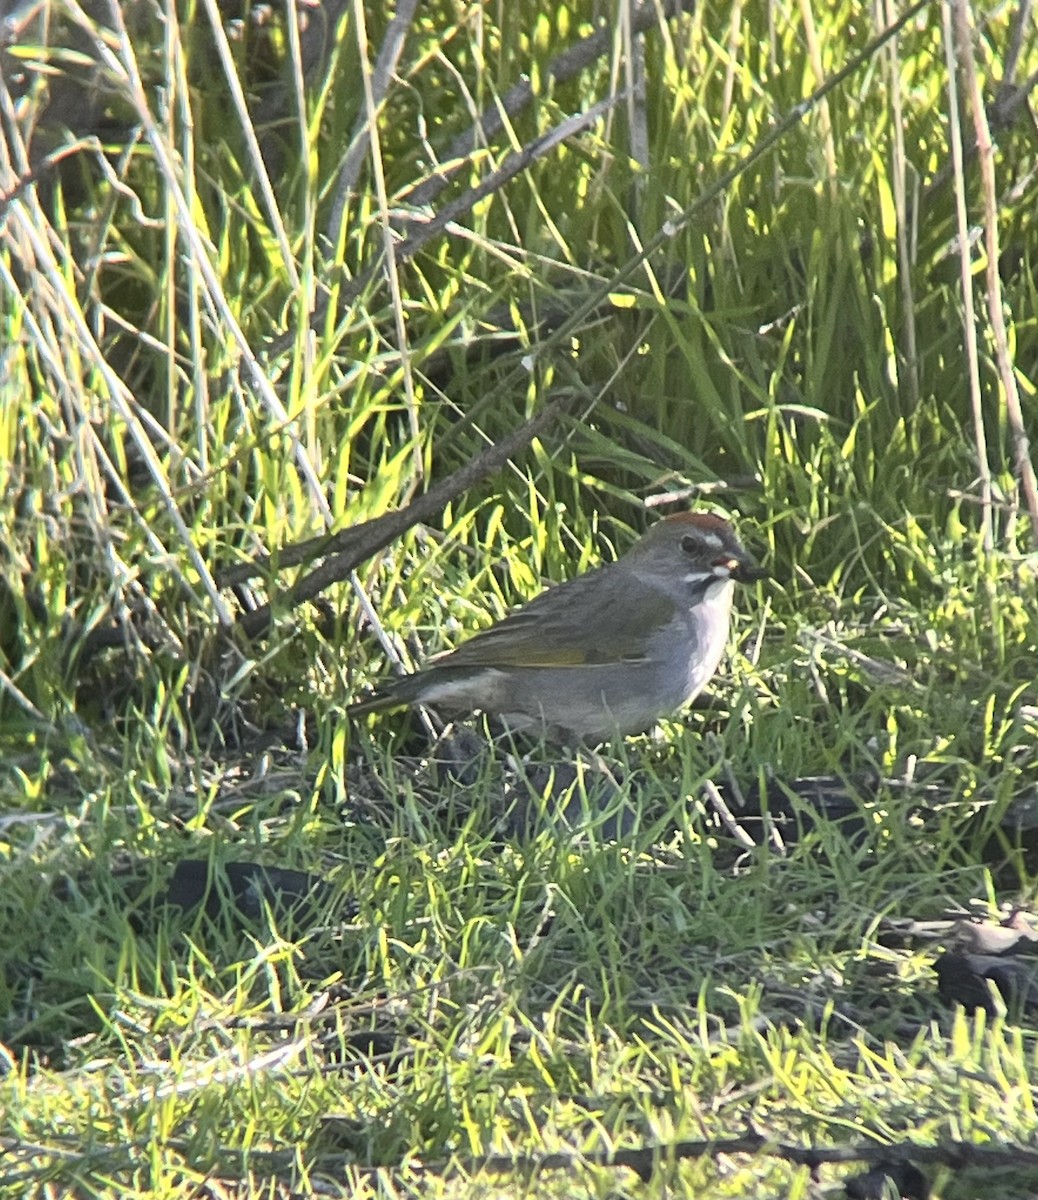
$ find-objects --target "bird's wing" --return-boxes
[433,570,673,669]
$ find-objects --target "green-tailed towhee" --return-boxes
[350,512,765,742]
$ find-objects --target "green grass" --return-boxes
[2,0,1038,1195]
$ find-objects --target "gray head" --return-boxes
[620,512,763,589]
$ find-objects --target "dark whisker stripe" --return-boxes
[685,577,717,606]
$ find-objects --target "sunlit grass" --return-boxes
[1,0,1037,1196]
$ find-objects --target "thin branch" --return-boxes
[350,0,423,485]
[999,0,1033,96]
[265,93,626,360]
[64,0,334,537]
[953,0,1038,544]
[325,0,421,246]
[880,0,920,410]
[387,97,623,276]
[261,0,689,360]
[942,1,993,552]
[921,65,1038,208]
[234,390,586,637]
[701,780,756,850]
[620,0,650,216]
[509,0,933,377]
[405,0,693,212]
[198,0,299,291]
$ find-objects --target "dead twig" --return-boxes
[325,0,422,246]
[405,0,692,212]
[266,93,626,360]
[264,0,690,359]
[952,0,1038,545]
[701,779,756,850]
[232,389,586,638]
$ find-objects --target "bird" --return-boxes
[349,512,765,742]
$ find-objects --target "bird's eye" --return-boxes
[681,535,699,554]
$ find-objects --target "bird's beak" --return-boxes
[724,555,769,583]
